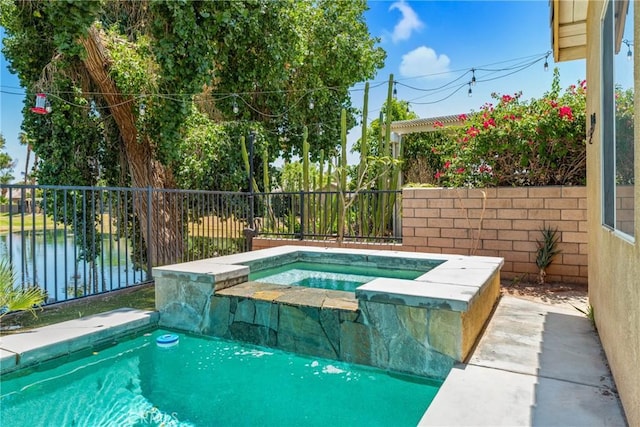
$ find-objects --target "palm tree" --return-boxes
[18,132,32,184]
[0,259,46,321]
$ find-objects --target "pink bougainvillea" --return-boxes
[402,71,587,188]
[559,106,573,121]
[483,118,496,129]
[433,120,444,128]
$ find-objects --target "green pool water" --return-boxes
[250,261,424,292]
[1,329,441,426]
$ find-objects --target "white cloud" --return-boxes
[389,1,424,43]
[399,46,451,78]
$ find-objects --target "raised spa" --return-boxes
[249,256,443,291]
[154,246,503,379]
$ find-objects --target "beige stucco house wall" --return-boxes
[553,1,639,424]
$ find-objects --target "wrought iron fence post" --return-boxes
[146,186,153,279]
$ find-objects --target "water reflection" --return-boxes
[0,230,146,303]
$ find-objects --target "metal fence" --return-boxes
[1,185,251,304]
[0,185,402,305]
[252,189,402,242]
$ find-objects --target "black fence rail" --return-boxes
[0,185,402,305]
[253,189,402,242]
[0,185,251,304]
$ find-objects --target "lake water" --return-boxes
[0,230,146,303]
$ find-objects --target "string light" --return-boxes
[308,97,314,110]
[623,39,633,61]
[139,103,146,116]
[543,52,549,71]
[232,96,239,114]
[2,50,557,120]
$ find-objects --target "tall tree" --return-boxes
[0,133,15,186]
[1,0,385,262]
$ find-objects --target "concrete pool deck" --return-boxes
[421,296,627,426]
[0,308,157,374]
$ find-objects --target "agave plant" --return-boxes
[536,227,561,284]
[0,259,46,320]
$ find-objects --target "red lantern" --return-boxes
[30,93,50,114]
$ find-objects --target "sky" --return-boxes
[0,1,589,180]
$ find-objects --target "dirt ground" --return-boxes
[501,279,589,310]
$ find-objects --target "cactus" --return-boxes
[302,126,310,233]
[240,135,260,193]
[319,149,325,235]
[338,109,347,242]
[359,82,370,237]
[379,74,394,235]
[375,110,385,235]
[262,148,274,231]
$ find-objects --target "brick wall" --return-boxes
[252,186,588,285]
[402,186,587,284]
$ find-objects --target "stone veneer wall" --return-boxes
[207,284,456,379]
[254,186,588,284]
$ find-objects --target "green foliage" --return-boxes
[2,0,385,189]
[404,69,588,187]
[536,226,561,284]
[279,161,319,192]
[0,258,46,320]
[0,133,15,184]
[176,110,272,191]
[615,87,634,185]
[573,304,596,330]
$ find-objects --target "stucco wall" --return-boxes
[585,2,640,425]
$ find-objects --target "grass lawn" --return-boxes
[0,212,50,233]
[0,284,156,335]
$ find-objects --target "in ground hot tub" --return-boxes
[154,246,503,379]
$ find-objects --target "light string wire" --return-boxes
[0,51,552,120]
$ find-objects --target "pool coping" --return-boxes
[0,308,158,375]
[153,245,504,312]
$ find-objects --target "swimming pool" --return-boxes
[1,329,441,426]
[249,261,425,291]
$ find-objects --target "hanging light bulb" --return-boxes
[544,53,550,71]
[471,69,476,86]
[232,96,239,115]
[308,97,314,110]
[139,103,146,116]
[468,83,473,97]
[393,82,397,99]
[624,40,633,61]
[406,103,410,113]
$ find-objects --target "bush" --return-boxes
[404,69,588,187]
